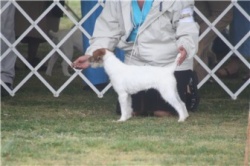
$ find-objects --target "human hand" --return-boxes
[177,46,187,66]
[71,55,91,69]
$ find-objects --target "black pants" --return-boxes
[116,70,193,115]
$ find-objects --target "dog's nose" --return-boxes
[97,56,102,61]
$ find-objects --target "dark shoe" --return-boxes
[217,67,238,78]
[1,83,12,97]
[216,58,240,79]
[186,71,200,112]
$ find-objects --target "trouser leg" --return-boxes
[1,1,16,85]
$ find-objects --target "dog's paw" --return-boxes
[45,72,52,76]
[178,118,185,122]
[116,114,132,122]
[117,116,131,122]
[117,118,127,122]
[178,114,189,122]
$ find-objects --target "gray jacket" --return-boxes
[86,0,199,71]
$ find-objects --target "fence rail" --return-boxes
[1,0,249,99]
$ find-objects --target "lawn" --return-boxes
[1,78,249,165]
[1,0,250,165]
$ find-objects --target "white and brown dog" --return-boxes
[46,29,84,76]
[90,48,189,122]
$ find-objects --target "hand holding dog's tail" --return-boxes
[170,46,187,70]
[177,46,187,66]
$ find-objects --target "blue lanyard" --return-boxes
[131,0,153,28]
[128,0,154,41]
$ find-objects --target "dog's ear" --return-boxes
[93,48,106,57]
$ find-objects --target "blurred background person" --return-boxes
[15,1,64,69]
[216,0,250,79]
[194,0,233,82]
[1,1,17,96]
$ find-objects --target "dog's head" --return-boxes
[89,48,108,68]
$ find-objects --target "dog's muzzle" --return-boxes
[89,56,103,68]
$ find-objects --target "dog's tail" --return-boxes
[168,53,182,71]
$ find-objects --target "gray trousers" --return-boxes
[1,1,16,85]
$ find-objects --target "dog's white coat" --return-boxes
[92,49,189,122]
[46,29,83,76]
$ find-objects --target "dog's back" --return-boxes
[103,50,180,76]
[99,50,180,94]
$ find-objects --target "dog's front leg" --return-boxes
[117,93,132,122]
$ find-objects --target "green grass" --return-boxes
[1,74,249,165]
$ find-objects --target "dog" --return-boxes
[89,48,189,122]
[46,29,84,76]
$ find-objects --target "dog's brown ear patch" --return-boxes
[93,48,106,57]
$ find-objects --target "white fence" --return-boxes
[1,0,249,99]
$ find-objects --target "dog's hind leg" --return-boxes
[159,88,189,122]
[117,93,133,122]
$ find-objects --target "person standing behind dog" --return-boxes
[73,0,200,116]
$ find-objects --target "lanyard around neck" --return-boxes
[131,0,153,28]
[127,0,153,42]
